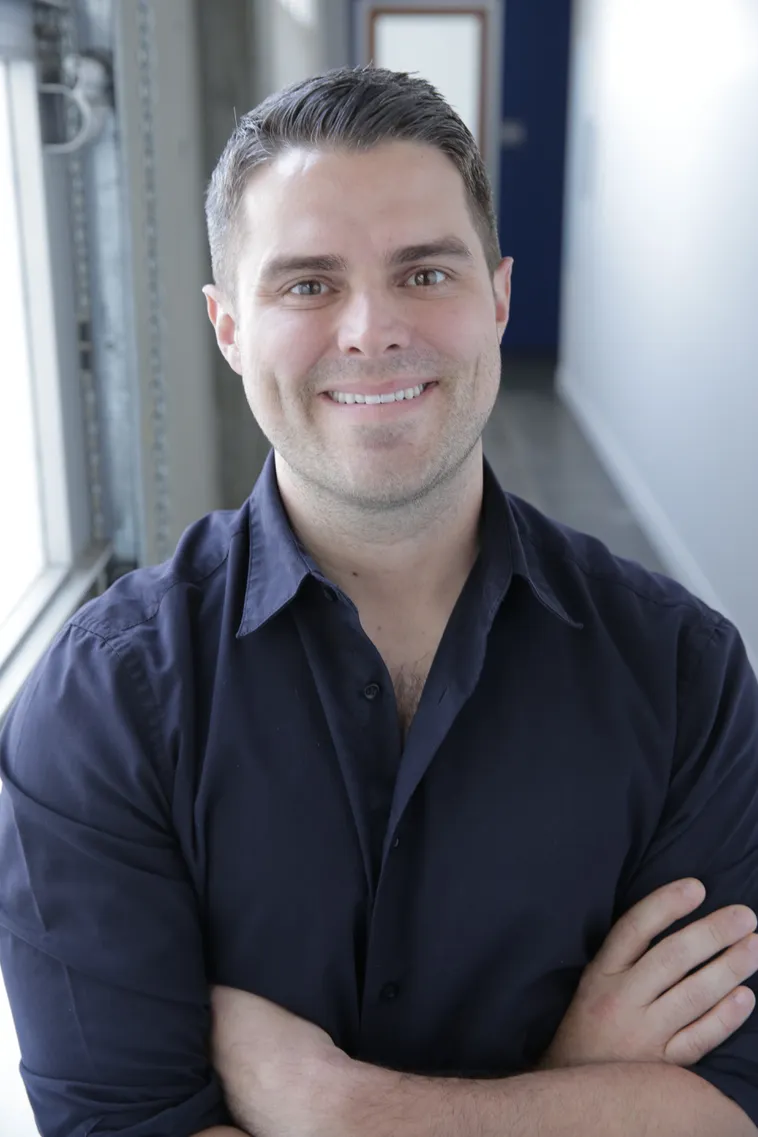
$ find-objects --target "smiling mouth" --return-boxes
[324,382,437,405]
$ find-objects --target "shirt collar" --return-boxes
[237,449,582,637]
[237,451,313,637]
[477,456,583,631]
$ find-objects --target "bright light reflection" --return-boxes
[0,63,46,631]
[277,0,316,28]
[603,0,758,112]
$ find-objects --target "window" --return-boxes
[0,12,114,1132]
[0,47,112,724]
[372,11,485,146]
[354,0,502,204]
[0,60,47,632]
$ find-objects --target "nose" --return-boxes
[335,289,412,357]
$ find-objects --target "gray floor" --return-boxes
[483,359,667,574]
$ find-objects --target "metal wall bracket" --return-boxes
[41,50,112,154]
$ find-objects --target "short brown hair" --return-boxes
[205,65,501,305]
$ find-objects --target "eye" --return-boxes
[288,280,330,297]
[405,269,449,288]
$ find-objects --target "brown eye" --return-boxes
[406,269,447,288]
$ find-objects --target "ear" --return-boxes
[203,285,242,375]
[493,257,513,343]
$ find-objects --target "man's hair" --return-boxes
[205,65,501,305]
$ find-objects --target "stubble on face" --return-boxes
[265,347,500,523]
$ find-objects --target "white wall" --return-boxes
[249,0,350,103]
[558,0,758,665]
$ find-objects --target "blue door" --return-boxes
[498,0,573,356]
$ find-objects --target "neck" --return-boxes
[274,449,484,612]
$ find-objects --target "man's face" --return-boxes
[205,141,512,512]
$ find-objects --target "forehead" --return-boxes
[238,141,480,268]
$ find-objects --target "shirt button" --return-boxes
[392,837,400,849]
[379,982,400,1002]
[323,586,338,602]
[363,683,380,700]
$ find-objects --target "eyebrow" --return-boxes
[389,238,475,266]
[258,237,475,286]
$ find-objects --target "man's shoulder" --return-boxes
[504,491,725,639]
[69,502,249,649]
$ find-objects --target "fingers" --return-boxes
[663,985,757,1067]
[654,930,758,1034]
[595,879,708,974]
[629,905,758,1006]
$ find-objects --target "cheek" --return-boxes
[243,313,328,396]
[418,299,494,365]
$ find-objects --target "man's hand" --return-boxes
[540,877,758,1069]
[210,986,350,1137]
[209,880,758,1135]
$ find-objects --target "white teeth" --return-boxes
[327,384,427,405]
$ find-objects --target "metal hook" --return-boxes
[42,53,112,156]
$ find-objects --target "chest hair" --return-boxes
[389,660,432,738]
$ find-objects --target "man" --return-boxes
[1,65,758,1137]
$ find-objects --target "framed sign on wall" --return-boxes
[353,0,504,206]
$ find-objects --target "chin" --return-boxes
[345,468,439,509]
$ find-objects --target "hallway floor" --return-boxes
[483,359,667,574]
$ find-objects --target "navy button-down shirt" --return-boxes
[2,450,758,1137]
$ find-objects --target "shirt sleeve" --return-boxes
[0,621,233,1137]
[614,614,758,1126]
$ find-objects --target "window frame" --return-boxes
[0,46,112,724]
[0,0,224,725]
